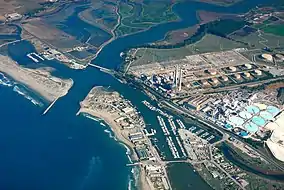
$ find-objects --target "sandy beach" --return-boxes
[0,55,73,102]
[78,107,152,190]
[78,108,138,160]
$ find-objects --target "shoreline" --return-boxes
[0,55,73,102]
[77,108,152,190]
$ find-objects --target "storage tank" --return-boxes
[220,75,229,82]
[211,78,219,84]
[207,69,217,75]
[261,53,273,62]
[244,72,251,78]
[255,69,262,75]
[274,54,284,62]
[201,80,209,86]
[228,66,237,72]
[235,73,241,80]
[244,63,252,69]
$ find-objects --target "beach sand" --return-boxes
[0,55,73,102]
[78,108,152,190]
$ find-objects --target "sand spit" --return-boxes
[0,55,73,102]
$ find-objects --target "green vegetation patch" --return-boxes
[119,2,134,18]
[117,0,178,36]
[138,0,178,23]
[262,24,284,36]
[207,19,247,36]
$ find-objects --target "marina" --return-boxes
[166,136,180,159]
[168,119,178,136]
[157,115,170,136]
[142,100,173,119]
[27,52,45,63]
[176,119,186,129]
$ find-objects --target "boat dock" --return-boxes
[27,52,45,63]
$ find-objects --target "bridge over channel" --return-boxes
[88,63,114,74]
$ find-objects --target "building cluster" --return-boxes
[4,13,22,22]
[178,129,210,161]
[144,164,170,190]
[183,89,282,140]
[246,12,272,24]
[42,47,85,69]
[205,148,250,189]
[129,50,270,99]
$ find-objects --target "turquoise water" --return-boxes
[244,122,258,133]
[252,116,266,127]
[0,0,276,190]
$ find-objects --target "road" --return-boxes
[0,39,25,48]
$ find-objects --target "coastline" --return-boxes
[0,55,73,102]
[77,107,152,190]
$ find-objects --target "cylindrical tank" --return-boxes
[255,69,262,75]
[212,78,219,84]
[201,80,209,86]
[235,73,241,80]
[244,72,251,78]
[261,54,273,62]
[207,69,217,75]
[229,66,237,72]
[274,54,284,61]
[244,63,252,69]
[221,75,229,81]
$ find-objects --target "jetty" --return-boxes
[42,97,58,115]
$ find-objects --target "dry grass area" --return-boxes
[22,18,81,49]
[0,0,45,19]
[22,19,75,41]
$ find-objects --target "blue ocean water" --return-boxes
[0,82,130,190]
[0,0,275,190]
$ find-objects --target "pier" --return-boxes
[126,162,142,166]
[42,97,58,115]
[27,52,45,63]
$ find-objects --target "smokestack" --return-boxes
[179,68,182,91]
[175,65,179,87]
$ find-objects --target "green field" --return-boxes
[116,0,178,37]
[262,24,284,36]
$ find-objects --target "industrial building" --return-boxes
[128,50,272,99]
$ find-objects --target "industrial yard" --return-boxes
[127,50,283,99]
[124,48,284,166]
[181,88,282,138]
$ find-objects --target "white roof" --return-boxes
[266,140,284,162]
